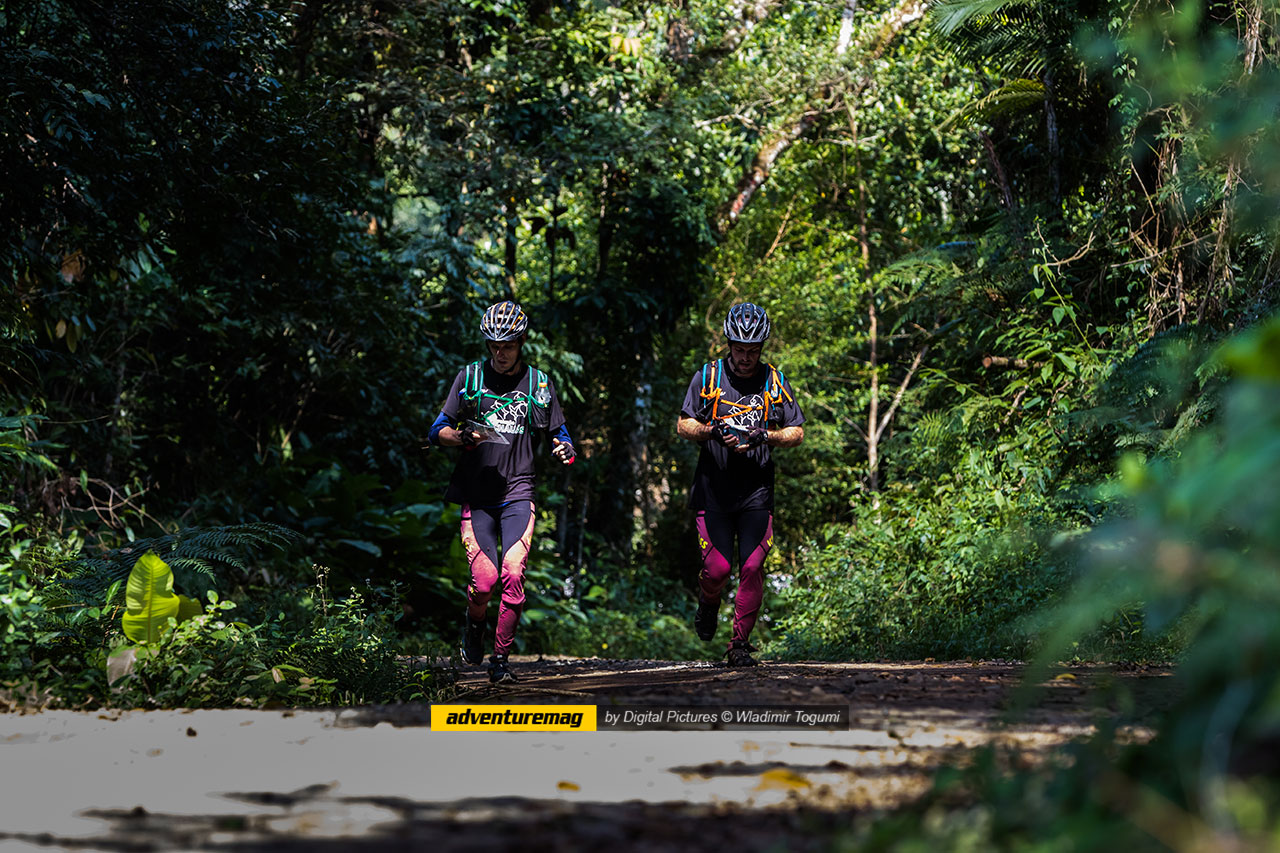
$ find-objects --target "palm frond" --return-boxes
[942,78,1046,131]
[1068,326,1220,451]
[930,0,1037,38]
[932,0,1078,79]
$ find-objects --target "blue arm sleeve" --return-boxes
[553,424,573,447]
[427,412,452,447]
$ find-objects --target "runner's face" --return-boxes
[727,342,762,377]
[487,338,523,374]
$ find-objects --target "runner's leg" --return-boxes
[729,511,773,646]
[461,505,502,623]
[696,509,735,603]
[493,500,535,656]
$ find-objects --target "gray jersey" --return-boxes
[681,361,804,513]
[440,361,566,507]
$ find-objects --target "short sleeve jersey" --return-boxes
[680,361,805,513]
[439,361,566,507]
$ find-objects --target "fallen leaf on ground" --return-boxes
[755,769,811,791]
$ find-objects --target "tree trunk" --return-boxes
[837,0,860,54]
[595,165,614,281]
[1200,0,1263,321]
[1043,68,1061,207]
[852,109,870,266]
[866,292,881,500]
[978,130,1017,218]
[504,194,518,297]
[558,465,573,558]
[715,113,818,235]
[859,288,929,505]
[287,0,329,80]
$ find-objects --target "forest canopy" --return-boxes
[4,0,1277,641]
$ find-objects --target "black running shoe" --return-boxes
[489,654,517,684]
[694,597,719,641]
[460,612,484,665]
[726,640,759,667]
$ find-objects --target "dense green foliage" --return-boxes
[4,0,1280,842]
[837,314,1280,850]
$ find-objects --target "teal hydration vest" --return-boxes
[460,360,551,429]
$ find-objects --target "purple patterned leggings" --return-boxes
[695,509,774,646]
[461,500,535,656]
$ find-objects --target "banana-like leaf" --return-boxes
[121,551,181,643]
[177,595,203,622]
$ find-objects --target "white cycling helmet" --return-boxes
[723,302,770,344]
[480,301,528,341]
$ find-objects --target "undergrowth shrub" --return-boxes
[1,524,457,709]
[773,490,1069,660]
[273,588,421,704]
[773,319,1221,663]
[829,313,1280,849]
[533,604,711,661]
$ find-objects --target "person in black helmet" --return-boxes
[427,301,576,683]
[676,302,805,666]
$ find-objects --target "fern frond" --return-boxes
[874,251,960,297]
[913,411,952,445]
[1160,394,1218,451]
[57,523,300,604]
[1115,432,1159,448]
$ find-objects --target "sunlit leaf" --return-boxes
[121,552,180,644]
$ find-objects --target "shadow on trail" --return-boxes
[0,660,1175,851]
[339,658,1175,730]
[5,794,864,852]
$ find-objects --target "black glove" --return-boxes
[744,426,768,448]
[459,426,479,448]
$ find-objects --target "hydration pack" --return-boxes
[698,359,791,427]
[459,360,551,429]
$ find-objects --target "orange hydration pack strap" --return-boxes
[698,359,792,425]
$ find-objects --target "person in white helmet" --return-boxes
[676,302,804,666]
[428,301,575,683]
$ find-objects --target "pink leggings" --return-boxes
[696,509,773,646]
[461,501,535,656]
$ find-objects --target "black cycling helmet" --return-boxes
[723,302,771,344]
[480,301,528,341]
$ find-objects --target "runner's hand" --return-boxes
[552,438,576,465]
[459,428,481,448]
[710,422,738,447]
[713,421,755,451]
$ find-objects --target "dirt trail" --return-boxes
[0,658,1172,852]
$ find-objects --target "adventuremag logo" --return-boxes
[432,704,596,732]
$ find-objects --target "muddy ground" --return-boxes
[0,658,1173,852]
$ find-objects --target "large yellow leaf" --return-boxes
[121,552,180,644]
[177,595,203,622]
